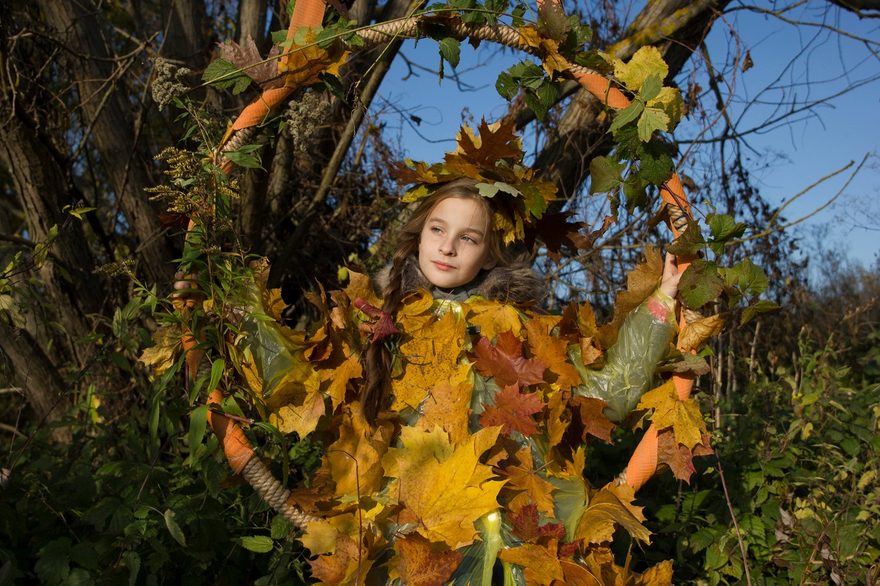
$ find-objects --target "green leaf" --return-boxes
[707,213,748,248]
[163,509,187,547]
[622,174,647,212]
[69,543,99,571]
[68,206,97,220]
[524,90,549,121]
[224,143,264,169]
[724,258,769,295]
[495,71,517,100]
[679,259,724,309]
[240,535,274,553]
[639,74,662,101]
[637,107,670,141]
[638,140,674,185]
[667,220,705,257]
[202,58,251,94]
[589,156,624,194]
[438,37,461,68]
[613,46,669,92]
[271,515,294,539]
[608,100,644,135]
[188,404,209,453]
[208,358,225,393]
[36,538,71,584]
[535,81,558,109]
[508,60,544,90]
[123,551,140,586]
[740,299,780,326]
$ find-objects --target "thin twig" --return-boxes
[715,451,753,585]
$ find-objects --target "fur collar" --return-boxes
[375,255,543,305]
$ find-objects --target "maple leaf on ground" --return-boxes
[389,533,462,586]
[574,482,650,546]
[499,542,564,585]
[657,428,713,483]
[473,331,545,388]
[381,426,505,549]
[570,396,616,443]
[503,448,557,517]
[636,379,708,449]
[479,384,543,437]
[524,315,581,390]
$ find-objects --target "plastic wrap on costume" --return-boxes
[571,291,677,422]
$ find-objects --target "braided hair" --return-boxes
[360,179,509,423]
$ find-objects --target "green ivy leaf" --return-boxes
[707,214,748,254]
[271,515,294,539]
[608,100,644,135]
[740,300,781,326]
[240,535,274,553]
[622,174,647,212]
[637,107,670,142]
[679,259,724,309]
[668,220,705,257]
[224,144,264,169]
[163,509,187,547]
[589,156,624,194]
[438,37,461,68]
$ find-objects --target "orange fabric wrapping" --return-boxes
[230,86,295,131]
[572,70,630,109]
[207,389,256,474]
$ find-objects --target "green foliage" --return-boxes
[635,336,880,584]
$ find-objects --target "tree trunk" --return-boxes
[40,0,178,284]
[0,320,72,444]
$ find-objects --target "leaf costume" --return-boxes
[236,256,677,585]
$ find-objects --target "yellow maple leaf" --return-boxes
[321,353,362,410]
[416,368,473,444]
[326,406,393,498]
[599,246,663,348]
[139,324,180,375]
[269,385,325,437]
[610,46,669,92]
[524,315,581,390]
[504,447,557,517]
[280,30,349,89]
[391,311,466,411]
[574,482,650,546]
[636,380,708,449]
[382,426,505,549]
[636,559,674,585]
[517,25,571,77]
[678,313,724,352]
[342,270,381,309]
[463,298,523,340]
[498,542,564,585]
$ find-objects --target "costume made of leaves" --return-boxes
[234,259,679,585]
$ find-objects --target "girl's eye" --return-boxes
[461,235,477,244]
[430,226,443,234]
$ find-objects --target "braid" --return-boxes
[360,237,417,422]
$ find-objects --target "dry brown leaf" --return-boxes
[678,313,724,352]
[389,533,462,586]
[599,247,663,348]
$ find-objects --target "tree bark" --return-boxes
[40,0,178,284]
[237,0,268,48]
[161,0,210,67]
[0,320,72,443]
[0,112,103,345]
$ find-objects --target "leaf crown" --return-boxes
[392,119,558,245]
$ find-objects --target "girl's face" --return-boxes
[418,196,496,289]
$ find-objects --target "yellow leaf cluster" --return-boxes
[636,380,708,449]
[382,426,505,549]
[279,30,348,89]
[574,482,650,546]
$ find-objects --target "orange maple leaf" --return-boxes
[473,331,545,388]
[503,448,557,517]
[524,315,581,390]
[390,534,462,586]
[656,428,713,483]
[498,542,564,585]
[479,384,543,437]
[570,396,616,443]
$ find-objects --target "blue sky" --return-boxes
[374,3,879,268]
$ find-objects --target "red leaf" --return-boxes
[656,429,713,483]
[480,384,543,437]
[473,331,545,387]
[509,503,566,544]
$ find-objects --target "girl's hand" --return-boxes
[171,271,201,309]
[659,252,682,298]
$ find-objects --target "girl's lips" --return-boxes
[432,261,455,271]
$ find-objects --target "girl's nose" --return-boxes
[439,237,456,256]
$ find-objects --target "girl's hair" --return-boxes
[360,178,509,422]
